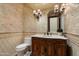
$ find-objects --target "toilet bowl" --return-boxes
[16,37,31,56]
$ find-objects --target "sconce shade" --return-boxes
[54,4,65,14]
[33,9,42,19]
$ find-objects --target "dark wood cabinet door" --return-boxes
[40,39,47,56]
[47,40,55,56]
[47,44,55,56]
[32,39,41,56]
[55,44,67,56]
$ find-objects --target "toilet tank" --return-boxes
[24,37,31,44]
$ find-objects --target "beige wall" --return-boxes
[0,4,24,56]
[0,4,23,32]
[0,33,23,56]
[24,5,37,32]
[64,4,79,56]
[64,4,79,34]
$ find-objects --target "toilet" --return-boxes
[16,37,31,56]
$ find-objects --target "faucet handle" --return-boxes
[44,32,46,35]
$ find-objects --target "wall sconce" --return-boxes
[33,9,42,20]
[54,4,65,14]
[53,4,66,32]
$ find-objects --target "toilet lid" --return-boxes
[16,47,26,51]
[16,43,30,49]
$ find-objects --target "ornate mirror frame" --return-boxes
[47,10,63,32]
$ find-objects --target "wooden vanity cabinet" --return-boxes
[32,37,67,56]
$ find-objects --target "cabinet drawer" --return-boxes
[54,40,66,44]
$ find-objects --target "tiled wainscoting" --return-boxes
[0,33,24,56]
[66,33,79,56]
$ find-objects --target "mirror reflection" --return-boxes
[50,17,58,32]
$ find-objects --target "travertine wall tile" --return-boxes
[0,4,23,32]
[64,4,79,34]
[64,4,79,56]
[0,4,24,56]
[0,33,24,56]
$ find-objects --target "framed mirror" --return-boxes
[47,10,63,33]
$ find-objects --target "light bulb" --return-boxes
[40,11,42,15]
[35,12,38,15]
[37,9,41,12]
[33,10,36,14]
[54,4,59,9]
